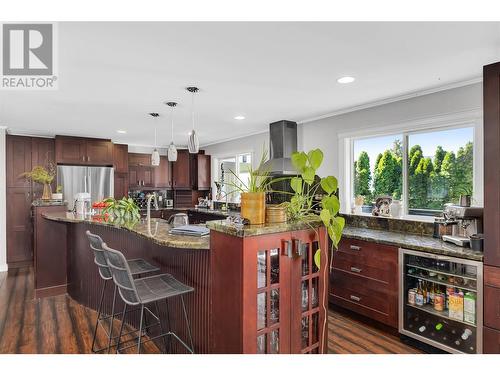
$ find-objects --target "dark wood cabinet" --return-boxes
[171,150,211,190]
[196,154,211,190]
[483,62,500,353]
[153,156,171,188]
[6,187,33,266]
[55,136,113,166]
[129,165,154,188]
[128,153,151,167]
[172,150,191,189]
[6,135,56,267]
[210,228,328,354]
[114,172,129,199]
[329,238,398,328]
[113,144,129,173]
[33,205,68,298]
[6,135,32,188]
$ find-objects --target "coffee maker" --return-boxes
[442,204,483,247]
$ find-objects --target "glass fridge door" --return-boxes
[399,248,483,354]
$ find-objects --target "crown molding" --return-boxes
[201,129,268,148]
[298,76,482,125]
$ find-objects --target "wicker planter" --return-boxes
[240,192,266,225]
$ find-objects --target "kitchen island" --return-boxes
[38,211,328,354]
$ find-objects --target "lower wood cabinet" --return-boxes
[210,228,328,354]
[329,238,399,328]
[484,265,500,353]
[6,187,33,266]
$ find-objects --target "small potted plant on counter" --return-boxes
[221,149,271,225]
[21,163,56,200]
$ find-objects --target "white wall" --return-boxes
[0,127,7,272]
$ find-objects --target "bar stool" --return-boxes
[86,230,160,353]
[102,242,195,354]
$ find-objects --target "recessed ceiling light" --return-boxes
[234,115,245,120]
[337,76,355,84]
[117,130,127,134]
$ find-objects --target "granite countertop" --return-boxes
[206,219,323,237]
[32,200,67,207]
[43,212,210,250]
[342,226,483,261]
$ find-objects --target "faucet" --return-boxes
[146,192,159,222]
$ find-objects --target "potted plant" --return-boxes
[52,185,63,200]
[283,148,345,252]
[101,197,141,221]
[21,163,56,200]
[222,149,271,225]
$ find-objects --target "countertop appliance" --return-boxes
[74,192,91,215]
[442,205,483,247]
[57,166,114,211]
[399,248,483,353]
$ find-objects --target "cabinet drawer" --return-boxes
[333,250,395,284]
[484,327,500,354]
[337,238,397,262]
[485,265,500,288]
[331,268,394,317]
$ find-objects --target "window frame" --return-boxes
[339,111,483,222]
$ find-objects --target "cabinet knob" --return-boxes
[350,295,361,302]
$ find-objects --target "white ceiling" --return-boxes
[1,22,499,147]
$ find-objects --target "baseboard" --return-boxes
[35,284,67,299]
[0,263,7,272]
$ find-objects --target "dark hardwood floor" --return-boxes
[0,267,420,354]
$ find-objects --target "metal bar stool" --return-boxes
[102,242,195,354]
[86,230,160,353]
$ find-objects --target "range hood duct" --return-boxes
[261,120,298,175]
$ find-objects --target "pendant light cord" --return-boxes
[191,90,195,131]
[171,105,174,142]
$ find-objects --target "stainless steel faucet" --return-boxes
[146,192,159,222]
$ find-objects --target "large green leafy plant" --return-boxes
[101,197,141,221]
[285,149,345,252]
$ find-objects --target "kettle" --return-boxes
[167,213,189,227]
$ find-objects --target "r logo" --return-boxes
[2,24,53,75]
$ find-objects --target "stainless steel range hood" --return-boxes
[261,120,298,175]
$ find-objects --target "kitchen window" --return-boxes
[347,122,481,219]
[215,152,252,202]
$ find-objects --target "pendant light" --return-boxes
[186,86,200,154]
[165,101,178,162]
[149,112,160,166]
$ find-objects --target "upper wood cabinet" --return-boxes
[154,156,171,188]
[6,135,32,188]
[55,136,113,166]
[113,144,129,173]
[171,150,211,190]
[128,153,152,167]
[172,150,191,189]
[196,154,211,190]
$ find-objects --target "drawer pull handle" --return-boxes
[350,295,361,302]
[350,245,361,251]
[350,267,362,273]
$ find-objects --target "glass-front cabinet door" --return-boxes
[244,233,291,354]
[399,248,483,354]
[290,229,328,354]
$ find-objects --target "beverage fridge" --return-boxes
[399,248,483,353]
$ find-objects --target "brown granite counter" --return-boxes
[43,211,210,250]
[32,199,67,207]
[342,226,483,261]
[206,219,323,237]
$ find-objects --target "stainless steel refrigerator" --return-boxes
[57,166,114,211]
